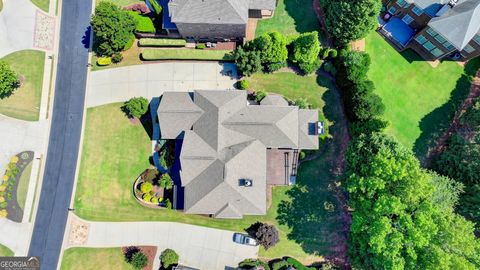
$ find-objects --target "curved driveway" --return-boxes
[87,62,238,108]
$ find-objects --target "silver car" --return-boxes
[233,233,258,246]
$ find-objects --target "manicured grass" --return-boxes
[31,0,49,12]
[0,244,14,257]
[0,50,45,121]
[92,40,142,71]
[95,0,142,7]
[61,248,135,270]
[17,161,33,211]
[0,0,3,12]
[139,38,186,47]
[142,49,234,61]
[366,32,475,157]
[256,0,320,37]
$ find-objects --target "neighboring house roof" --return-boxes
[428,0,480,50]
[260,94,289,106]
[406,0,449,10]
[158,90,319,218]
[249,0,277,10]
[168,0,249,24]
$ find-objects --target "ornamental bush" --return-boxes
[247,222,279,250]
[290,32,321,65]
[0,61,19,99]
[123,97,149,118]
[255,90,267,103]
[195,43,206,49]
[298,58,321,75]
[127,11,156,33]
[234,47,261,76]
[140,182,153,193]
[130,251,148,269]
[271,260,289,270]
[96,56,112,66]
[159,174,173,190]
[237,80,250,90]
[142,193,152,202]
[160,248,179,269]
[238,259,271,270]
[91,2,136,56]
[112,53,123,63]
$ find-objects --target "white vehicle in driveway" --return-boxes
[233,233,258,246]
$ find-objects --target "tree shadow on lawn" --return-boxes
[277,77,350,266]
[413,58,480,164]
[284,0,321,34]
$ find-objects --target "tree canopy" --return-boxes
[234,47,262,76]
[347,133,480,270]
[246,31,288,65]
[321,0,381,45]
[0,61,19,99]
[91,2,136,56]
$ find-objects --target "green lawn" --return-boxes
[142,49,234,61]
[0,50,45,121]
[256,0,320,38]
[61,248,135,270]
[95,0,142,7]
[0,244,14,257]
[31,0,49,12]
[74,70,344,263]
[366,32,478,158]
[17,161,33,211]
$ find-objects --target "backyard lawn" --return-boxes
[0,244,14,257]
[31,0,49,12]
[61,248,135,270]
[74,71,344,263]
[0,50,45,121]
[255,0,320,37]
[366,32,478,158]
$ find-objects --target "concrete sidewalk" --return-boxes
[65,215,258,270]
[86,62,238,108]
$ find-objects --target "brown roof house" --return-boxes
[380,0,480,61]
[156,90,320,218]
[160,0,277,41]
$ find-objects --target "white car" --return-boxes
[233,233,258,246]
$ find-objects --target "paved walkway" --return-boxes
[66,215,258,270]
[86,62,238,108]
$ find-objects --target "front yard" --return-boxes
[61,248,136,270]
[0,244,13,257]
[73,70,345,263]
[366,32,479,158]
[0,50,45,121]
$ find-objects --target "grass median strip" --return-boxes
[139,38,186,47]
[141,49,234,61]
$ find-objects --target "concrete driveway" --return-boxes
[0,219,32,255]
[0,0,37,57]
[86,62,238,108]
[66,215,258,270]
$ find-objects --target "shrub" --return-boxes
[285,257,315,270]
[123,97,149,118]
[195,43,206,49]
[0,209,7,217]
[271,260,289,270]
[140,182,153,193]
[96,56,112,66]
[112,53,123,63]
[323,61,337,76]
[91,2,136,56]
[142,193,152,202]
[139,38,186,47]
[234,47,262,76]
[255,90,267,103]
[246,31,288,65]
[247,222,279,250]
[237,80,250,90]
[130,251,148,269]
[0,185,5,192]
[0,61,19,99]
[321,48,330,60]
[349,118,388,137]
[146,0,162,15]
[238,259,271,270]
[160,249,179,269]
[290,31,321,65]
[127,11,155,33]
[0,197,4,203]
[299,151,306,160]
[142,49,234,61]
[150,197,159,203]
[328,49,338,58]
[294,98,310,109]
[298,58,321,74]
[0,202,7,209]
[124,35,136,51]
[159,174,173,190]
[10,156,18,163]
[164,198,173,209]
[266,61,286,73]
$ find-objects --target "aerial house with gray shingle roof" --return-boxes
[380,0,480,61]
[156,90,320,218]
[161,0,277,42]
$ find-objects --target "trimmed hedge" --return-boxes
[128,11,156,33]
[139,38,186,47]
[97,56,112,66]
[142,49,234,61]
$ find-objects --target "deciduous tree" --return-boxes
[0,61,19,99]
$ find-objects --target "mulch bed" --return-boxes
[2,151,34,223]
[122,246,157,270]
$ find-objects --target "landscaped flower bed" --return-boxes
[0,151,34,222]
[141,49,234,61]
[133,168,173,209]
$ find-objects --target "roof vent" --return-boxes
[239,179,253,187]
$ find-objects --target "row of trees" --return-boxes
[347,132,480,269]
[234,31,321,76]
[433,100,480,234]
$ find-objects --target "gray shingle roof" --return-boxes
[428,0,480,50]
[158,90,319,218]
[169,0,249,24]
[157,92,203,139]
[406,0,449,9]
[260,94,289,106]
[298,109,319,150]
[248,0,277,10]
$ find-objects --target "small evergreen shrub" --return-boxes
[160,248,179,269]
[196,43,206,49]
[140,182,153,193]
[96,56,112,66]
[130,251,148,269]
[142,193,152,202]
[321,48,330,59]
[255,90,267,103]
[122,97,149,118]
[328,49,338,58]
[298,58,321,74]
[159,174,173,190]
[266,61,286,73]
[271,260,289,270]
[112,53,123,63]
[237,80,250,90]
[124,35,136,51]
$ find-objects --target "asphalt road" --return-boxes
[28,0,92,268]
